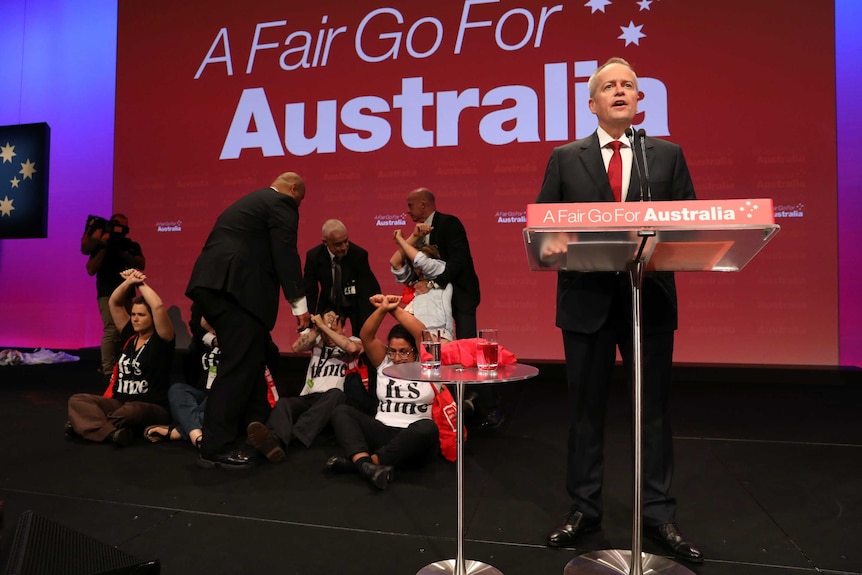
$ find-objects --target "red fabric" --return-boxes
[264,365,278,407]
[400,284,416,305]
[419,338,516,368]
[607,140,623,202]
[103,334,136,397]
[431,384,465,461]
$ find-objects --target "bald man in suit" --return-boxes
[537,58,702,563]
[187,172,310,469]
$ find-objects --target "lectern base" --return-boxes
[564,550,695,575]
[418,559,503,575]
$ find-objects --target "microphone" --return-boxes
[637,128,652,201]
[625,128,646,202]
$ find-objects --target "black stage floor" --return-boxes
[1,354,861,575]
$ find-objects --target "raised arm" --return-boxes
[389,301,426,346]
[108,269,140,331]
[312,313,364,355]
[359,294,397,367]
[138,277,174,342]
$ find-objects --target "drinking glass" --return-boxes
[421,329,441,370]
[477,328,499,371]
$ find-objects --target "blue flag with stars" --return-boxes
[0,122,50,239]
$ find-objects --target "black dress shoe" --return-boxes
[645,523,704,564]
[198,448,256,469]
[108,428,133,447]
[547,510,601,548]
[246,422,285,463]
[326,455,357,474]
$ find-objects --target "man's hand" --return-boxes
[412,223,432,239]
[295,312,311,332]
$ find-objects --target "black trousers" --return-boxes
[190,288,270,457]
[267,389,345,448]
[561,303,676,527]
[330,404,439,468]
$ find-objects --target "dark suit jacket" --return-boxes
[186,188,304,330]
[536,131,696,334]
[426,211,481,314]
[303,242,381,331]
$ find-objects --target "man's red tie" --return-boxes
[607,140,623,202]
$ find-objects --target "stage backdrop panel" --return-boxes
[113,0,837,364]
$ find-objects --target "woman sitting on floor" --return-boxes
[66,269,174,446]
[326,294,440,490]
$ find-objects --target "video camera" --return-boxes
[81,214,131,254]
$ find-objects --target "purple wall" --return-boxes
[0,1,116,349]
[836,0,862,367]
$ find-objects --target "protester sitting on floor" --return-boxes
[144,304,279,450]
[66,269,174,446]
[389,226,454,343]
[245,310,364,463]
[326,294,440,490]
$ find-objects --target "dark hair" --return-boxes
[387,324,417,353]
[131,296,152,315]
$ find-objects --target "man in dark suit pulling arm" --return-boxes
[186,171,310,469]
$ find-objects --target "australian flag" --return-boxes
[0,122,50,239]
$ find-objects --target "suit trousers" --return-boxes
[190,288,271,457]
[561,297,676,527]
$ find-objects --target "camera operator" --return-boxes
[82,213,146,379]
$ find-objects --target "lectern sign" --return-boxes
[527,199,776,229]
[523,198,780,273]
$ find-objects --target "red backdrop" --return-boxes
[114,0,836,364]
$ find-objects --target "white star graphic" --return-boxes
[0,142,15,163]
[10,176,20,189]
[637,0,653,10]
[19,159,37,180]
[0,196,14,217]
[585,0,612,14]
[618,21,646,46]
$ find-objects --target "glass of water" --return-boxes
[421,329,441,371]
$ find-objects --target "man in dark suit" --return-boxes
[405,188,503,426]
[303,219,380,334]
[405,188,480,339]
[536,58,702,563]
[186,172,310,469]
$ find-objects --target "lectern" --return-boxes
[523,199,780,575]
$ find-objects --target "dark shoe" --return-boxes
[198,448,256,469]
[462,391,478,418]
[246,422,285,463]
[108,428,133,447]
[645,523,704,564]
[326,455,357,474]
[479,409,504,429]
[63,420,79,439]
[547,510,601,548]
[359,461,394,490]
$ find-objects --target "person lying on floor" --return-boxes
[326,294,440,490]
[244,310,364,463]
[66,269,174,446]
[144,304,279,450]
